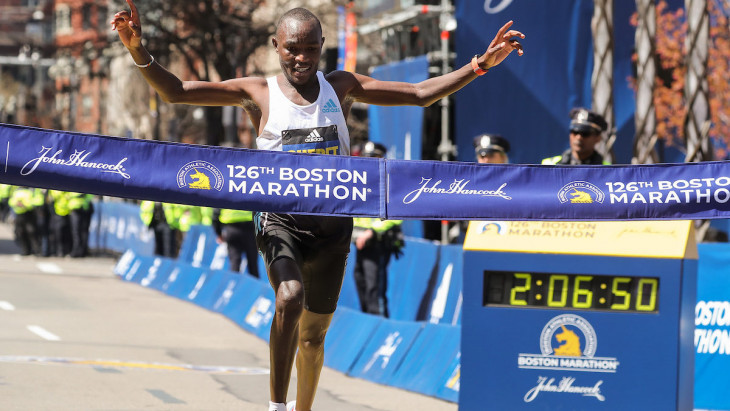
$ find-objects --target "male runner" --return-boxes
[111,2,524,409]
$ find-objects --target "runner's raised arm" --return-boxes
[110,0,264,109]
[328,21,524,108]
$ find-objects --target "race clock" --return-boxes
[460,220,696,411]
[484,271,659,313]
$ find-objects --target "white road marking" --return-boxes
[27,325,61,341]
[36,263,63,274]
[0,301,15,311]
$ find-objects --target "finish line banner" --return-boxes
[0,124,383,218]
[3,123,730,221]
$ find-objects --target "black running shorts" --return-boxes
[254,212,353,314]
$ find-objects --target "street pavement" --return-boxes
[0,222,457,411]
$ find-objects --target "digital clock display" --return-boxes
[484,271,660,313]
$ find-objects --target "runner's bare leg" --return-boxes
[268,258,304,403]
[295,310,334,410]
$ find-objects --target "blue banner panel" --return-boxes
[188,269,232,310]
[178,225,227,269]
[386,323,460,397]
[324,307,383,374]
[221,275,267,324]
[386,160,730,220]
[177,225,209,265]
[114,250,142,279]
[454,1,640,164]
[158,265,184,294]
[223,277,275,342]
[695,243,730,410]
[123,257,155,283]
[210,273,245,313]
[138,257,178,290]
[454,0,594,165]
[425,244,464,326]
[336,243,361,311]
[368,56,427,161]
[164,265,208,301]
[0,123,383,218]
[385,237,439,321]
[348,319,423,384]
[90,200,154,255]
[612,2,639,164]
[250,288,278,342]
[117,254,174,287]
[433,351,461,403]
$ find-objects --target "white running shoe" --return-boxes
[268,401,286,411]
[286,401,296,411]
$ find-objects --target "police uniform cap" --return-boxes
[361,141,387,158]
[473,134,510,157]
[569,108,608,135]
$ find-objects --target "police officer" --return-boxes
[49,190,73,257]
[473,133,510,164]
[68,192,94,257]
[140,201,179,258]
[212,208,259,277]
[352,142,403,316]
[175,205,197,233]
[35,188,55,257]
[0,184,14,221]
[542,108,610,165]
[9,186,40,255]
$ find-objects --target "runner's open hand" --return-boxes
[110,0,143,49]
[478,21,525,71]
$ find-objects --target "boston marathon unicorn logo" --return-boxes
[176,160,224,191]
[557,181,605,204]
[552,325,583,356]
[187,168,211,190]
[569,189,594,204]
[540,314,597,358]
[474,221,508,235]
[516,314,618,403]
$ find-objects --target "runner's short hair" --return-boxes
[276,8,322,37]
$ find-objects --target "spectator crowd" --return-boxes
[1,185,93,258]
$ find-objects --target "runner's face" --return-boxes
[274,19,323,86]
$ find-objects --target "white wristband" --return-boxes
[134,55,155,68]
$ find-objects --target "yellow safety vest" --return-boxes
[67,192,93,211]
[140,201,178,227]
[219,209,253,224]
[50,191,72,216]
[200,207,213,225]
[177,205,203,232]
[10,188,35,214]
[353,217,403,234]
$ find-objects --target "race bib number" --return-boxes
[282,125,340,155]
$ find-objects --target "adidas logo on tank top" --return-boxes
[322,98,340,113]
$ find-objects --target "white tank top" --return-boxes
[257,71,350,156]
